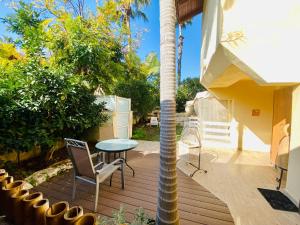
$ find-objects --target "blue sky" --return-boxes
[0,0,202,80]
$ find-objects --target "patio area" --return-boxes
[177,146,300,225]
[33,141,234,225]
[31,140,300,225]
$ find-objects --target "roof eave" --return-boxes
[176,0,204,24]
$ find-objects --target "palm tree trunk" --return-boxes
[126,15,132,50]
[177,24,184,86]
[125,0,132,51]
[156,0,179,224]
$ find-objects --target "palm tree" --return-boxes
[156,0,179,224]
[118,0,151,49]
[177,21,191,86]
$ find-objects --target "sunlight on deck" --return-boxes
[33,141,234,225]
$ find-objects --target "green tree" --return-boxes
[156,0,179,224]
[144,52,160,106]
[176,77,206,112]
[4,0,127,92]
[0,60,107,162]
[0,0,156,162]
[47,14,125,92]
[114,79,156,122]
[1,1,45,56]
[117,0,151,50]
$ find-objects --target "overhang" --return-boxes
[176,0,204,24]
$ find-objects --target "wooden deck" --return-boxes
[33,151,234,225]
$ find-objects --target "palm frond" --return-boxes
[131,9,148,22]
[134,0,151,10]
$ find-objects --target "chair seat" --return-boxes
[179,140,200,148]
[96,164,120,183]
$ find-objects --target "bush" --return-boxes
[114,79,156,122]
[132,128,146,140]
[0,61,107,160]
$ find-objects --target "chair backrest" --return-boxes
[64,138,95,179]
[181,118,202,147]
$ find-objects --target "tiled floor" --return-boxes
[177,146,300,225]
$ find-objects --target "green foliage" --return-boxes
[98,206,155,225]
[114,52,160,122]
[176,77,206,112]
[0,0,158,160]
[1,1,45,56]
[132,128,146,139]
[132,125,183,141]
[2,1,128,92]
[132,207,155,225]
[0,60,107,155]
[145,52,160,105]
[114,79,156,121]
[47,15,125,92]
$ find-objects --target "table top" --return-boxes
[95,139,138,152]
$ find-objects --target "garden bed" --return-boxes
[0,147,69,180]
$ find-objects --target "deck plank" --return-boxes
[33,152,234,225]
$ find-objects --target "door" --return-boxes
[271,87,292,164]
[114,96,132,139]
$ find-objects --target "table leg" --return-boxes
[124,151,135,177]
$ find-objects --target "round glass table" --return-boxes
[95,139,138,176]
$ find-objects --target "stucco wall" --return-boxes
[201,0,300,86]
[285,85,300,205]
[211,80,275,152]
[0,148,40,162]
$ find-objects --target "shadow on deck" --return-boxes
[33,151,234,225]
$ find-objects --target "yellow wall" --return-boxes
[211,80,275,152]
[285,84,300,205]
[201,0,300,87]
[0,148,40,162]
[200,0,300,204]
[0,140,64,163]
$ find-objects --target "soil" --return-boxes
[0,147,68,180]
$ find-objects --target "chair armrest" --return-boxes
[91,152,105,165]
[110,158,124,166]
[94,162,105,170]
[96,164,120,182]
[91,152,104,159]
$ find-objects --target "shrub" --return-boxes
[114,79,156,122]
[132,128,146,140]
[0,61,107,161]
